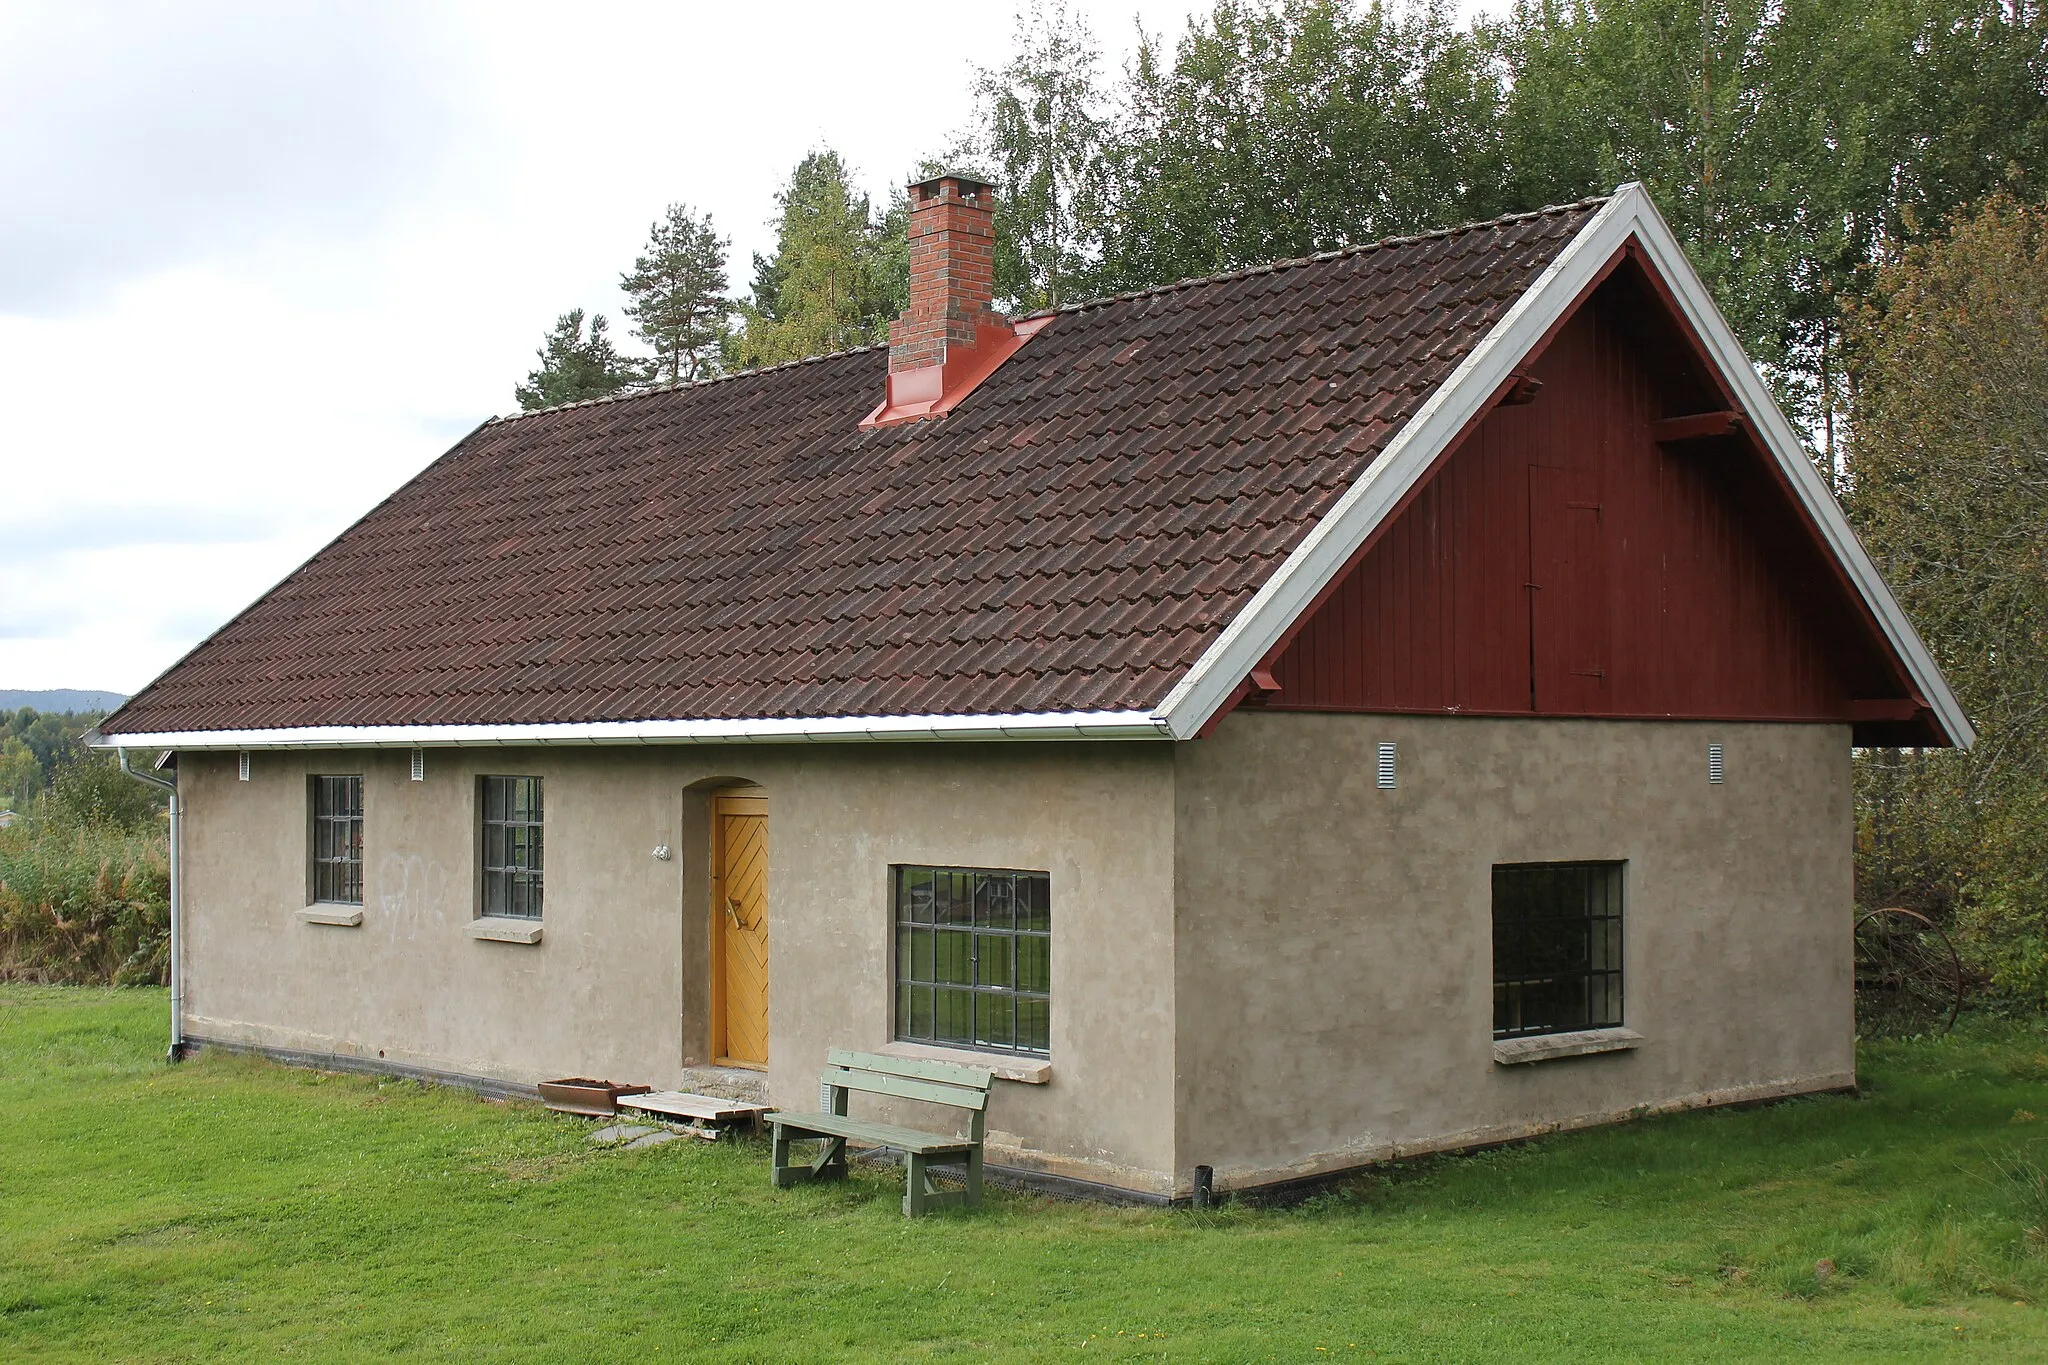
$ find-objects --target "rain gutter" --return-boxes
[94,709,1177,751]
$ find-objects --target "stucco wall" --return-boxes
[177,742,1180,1194]
[1171,712,1854,1194]
[179,748,689,1089]
[758,744,1178,1193]
[179,715,1850,1201]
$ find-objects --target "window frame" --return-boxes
[1491,860,1625,1041]
[307,774,364,906]
[892,865,1050,1058]
[478,775,545,921]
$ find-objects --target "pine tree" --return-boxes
[746,251,784,324]
[514,309,641,411]
[732,150,899,369]
[621,203,732,385]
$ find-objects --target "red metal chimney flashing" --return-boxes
[862,174,1048,429]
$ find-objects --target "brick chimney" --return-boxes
[863,174,1048,428]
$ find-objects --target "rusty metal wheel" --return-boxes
[1854,907,1963,1038]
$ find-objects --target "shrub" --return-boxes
[46,753,167,830]
[1846,195,2048,1004]
[0,811,169,985]
[1957,794,2048,1007]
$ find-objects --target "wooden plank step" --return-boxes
[618,1090,772,1123]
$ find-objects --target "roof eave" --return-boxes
[92,709,1177,752]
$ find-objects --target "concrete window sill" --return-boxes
[1493,1027,1643,1066]
[297,906,363,927]
[876,1039,1051,1084]
[468,918,543,945]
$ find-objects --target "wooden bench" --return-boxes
[768,1049,993,1216]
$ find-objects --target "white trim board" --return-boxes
[1155,182,1972,750]
[96,709,1174,752]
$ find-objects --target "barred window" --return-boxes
[895,866,1049,1056]
[481,776,544,920]
[310,776,363,905]
[1493,862,1624,1039]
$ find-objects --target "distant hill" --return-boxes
[0,689,128,714]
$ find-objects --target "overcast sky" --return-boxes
[0,0,1489,697]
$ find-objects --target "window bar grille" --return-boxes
[1491,862,1625,1039]
[410,748,425,782]
[1376,742,1397,789]
[480,776,544,919]
[311,775,364,905]
[893,865,1050,1057]
[238,751,251,782]
[1707,743,1725,784]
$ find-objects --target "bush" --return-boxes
[1846,195,2048,1006]
[0,809,169,985]
[46,753,167,830]
[1957,794,2048,1007]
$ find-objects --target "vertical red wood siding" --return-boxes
[1268,288,1906,723]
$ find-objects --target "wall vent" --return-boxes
[237,751,251,782]
[1707,743,1725,784]
[1376,742,1398,789]
[410,748,425,782]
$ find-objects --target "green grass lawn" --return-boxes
[3,989,2046,1361]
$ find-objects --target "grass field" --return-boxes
[4,989,2047,1361]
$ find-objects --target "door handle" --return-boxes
[725,897,747,930]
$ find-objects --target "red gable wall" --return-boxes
[1263,272,1922,735]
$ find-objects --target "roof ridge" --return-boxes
[1024,195,1613,322]
[487,195,1607,429]
[487,340,889,425]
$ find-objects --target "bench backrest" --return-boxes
[822,1049,993,1138]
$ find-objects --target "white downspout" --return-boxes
[117,746,183,1062]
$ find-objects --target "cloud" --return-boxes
[0,506,284,566]
[0,535,330,688]
[0,1,477,315]
[0,0,1225,693]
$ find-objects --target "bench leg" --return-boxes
[770,1124,797,1188]
[771,1128,847,1188]
[897,1149,984,1216]
[904,1152,929,1217]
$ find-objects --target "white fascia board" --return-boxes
[93,709,1174,752]
[1159,183,1973,750]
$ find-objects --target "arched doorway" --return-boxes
[710,788,769,1068]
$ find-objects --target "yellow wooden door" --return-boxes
[712,791,769,1067]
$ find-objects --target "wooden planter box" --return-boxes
[538,1078,652,1116]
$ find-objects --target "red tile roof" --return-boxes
[103,199,1606,736]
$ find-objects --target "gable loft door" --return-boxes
[711,790,770,1069]
[1528,464,1611,713]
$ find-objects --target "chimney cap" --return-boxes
[908,173,996,204]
